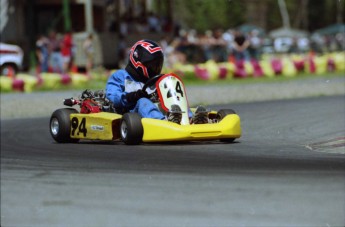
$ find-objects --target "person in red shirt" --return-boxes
[61,31,73,74]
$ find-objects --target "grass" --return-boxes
[181,72,345,86]
[1,69,344,94]
[30,71,345,92]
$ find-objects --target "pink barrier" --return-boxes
[12,79,25,92]
[218,66,227,79]
[194,66,210,80]
[251,60,264,77]
[61,74,72,85]
[271,59,283,75]
[234,60,247,78]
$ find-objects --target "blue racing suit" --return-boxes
[105,69,165,119]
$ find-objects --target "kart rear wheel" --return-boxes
[50,108,79,143]
[120,113,143,145]
[217,109,236,143]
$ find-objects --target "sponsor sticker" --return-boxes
[91,125,104,131]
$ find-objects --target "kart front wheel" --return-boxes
[120,113,143,145]
[50,108,79,143]
[217,109,236,121]
[217,109,236,143]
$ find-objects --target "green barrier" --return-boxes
[281,57,297,77]
[70,73,89,88]
[332,52,345,72]
[40,73,63,90]
[0,76,13,92]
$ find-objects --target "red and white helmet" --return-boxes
[126,39,164,82]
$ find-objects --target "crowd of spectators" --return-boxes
[116,18,345,66]
[35,29,99,75]
[115,14,345,68]
[35,30,75,74]
[156,28,345,68]
[36,12,344,73]
[113,11,175,36]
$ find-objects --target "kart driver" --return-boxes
[105,39,208,124]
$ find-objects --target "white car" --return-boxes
[0,42,24,76]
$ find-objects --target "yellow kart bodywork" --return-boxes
[69,112,122,140]
[69,111,241,143]
[142,114,241,142]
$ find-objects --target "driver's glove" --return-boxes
[125,90,149,103]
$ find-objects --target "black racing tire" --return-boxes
[120,113,143,145]
[50,108,79,143]
[216,109,236,121]
[217,109,236,143]
[0,63,18,76]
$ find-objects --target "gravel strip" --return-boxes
[1,76,344,120]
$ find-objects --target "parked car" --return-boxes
[0,42,24,76]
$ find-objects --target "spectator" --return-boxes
[248,29,262,60]
[83,33,94,75]
[273,37,293,53]
[335,32,345,51]
[199,30,214,62]
[117,35,128,68]
[310,34,325,53]
[147,12,161,33]
[135,15,149,34]
[61,30,73,74]
[161,16,173,33]
[222,29,235,59]
[119,14,129,36]
[232,30,250,62]
[173,29,190,62]
[159,35,172,66]
[164,36,187,66]
[36,34,50,73]
[211,29,227,62]
[288,37,299,53]
[48,30,63,73]
[297,37,310,53]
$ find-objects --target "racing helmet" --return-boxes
[126,39,164,82]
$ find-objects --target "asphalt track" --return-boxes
[1,95,345,227]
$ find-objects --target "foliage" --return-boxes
[173,0,246,32]
[170,0,345,32]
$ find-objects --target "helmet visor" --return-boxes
[145,57,163,78]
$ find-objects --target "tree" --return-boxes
[172,0,246,32]
[154,0,343,33]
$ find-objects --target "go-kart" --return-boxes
[49,73,241,145]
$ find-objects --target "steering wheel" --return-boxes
[142,74,164,92]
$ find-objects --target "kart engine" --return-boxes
[63,89,114,114]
